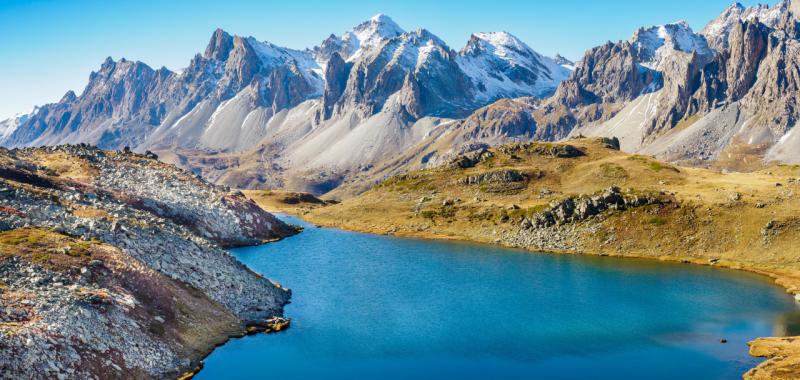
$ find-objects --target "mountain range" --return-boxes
[3,2,800,197]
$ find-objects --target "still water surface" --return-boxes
[198,214,798,379]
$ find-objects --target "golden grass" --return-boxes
[0,228,98,267]
[242,189,326,214]
[72,207,112,220]
[25,151,98,181]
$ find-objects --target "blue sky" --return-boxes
[0,0,768,119]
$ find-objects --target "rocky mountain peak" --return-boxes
[204,28,235,61]
[84,58,163,98]
[561,40,655,105]
[315,14,405,63]
[702,0,789,50]
[352,14,405,43]
[60,90,77,103]
[706,2,750,33]
[0,107,38,140]
[100,56,115,69]
[404,28,449,51]
[461,31,532,59]
[630,21,713,70]
[466,32,524,51]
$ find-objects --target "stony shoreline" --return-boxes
[177,316,292,380]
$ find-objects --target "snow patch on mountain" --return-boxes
[346,14,405,61]
[313,13,406,65]
[702,1,788,50]
[378,29,449,70]
[0,108,37,139]
[630,21,713,70]
[553,54,576,71]
[245,37,325,95]
[457,31,570,100]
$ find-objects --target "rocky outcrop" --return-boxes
[522,186,669,228]
[564,41,656,106]
[458,169,530,185]
[727,20,771,99]
[205,28,235,61]
[498,142,584,158]
[528,38,659,145]
[454,98,541,141]
[0,145,295,379]
[446,148,495,169]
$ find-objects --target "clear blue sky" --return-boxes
[0,0,767,119]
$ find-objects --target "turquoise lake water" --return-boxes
[197,214,799,379]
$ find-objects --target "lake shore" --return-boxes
[244,204,800,379]
[243,138,800,379]
[194,211,795,379]
[288,210,800,379]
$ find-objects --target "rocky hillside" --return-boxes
[565,0,800,170]
[296,137,800,378]
[0,144,296,379]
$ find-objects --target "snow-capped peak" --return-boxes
[703,2,749,39]
[369,13,397,26]
[702,1,788,50]
[343,14,405,61]
[379,28,450,71]
[630,21,713,70]
[472,32,528,54]
[313,14,406,64]
[457,30,570,101]
[461,31,543,62]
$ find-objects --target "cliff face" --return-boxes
[0,145,295,379]
[566,2,800,168]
